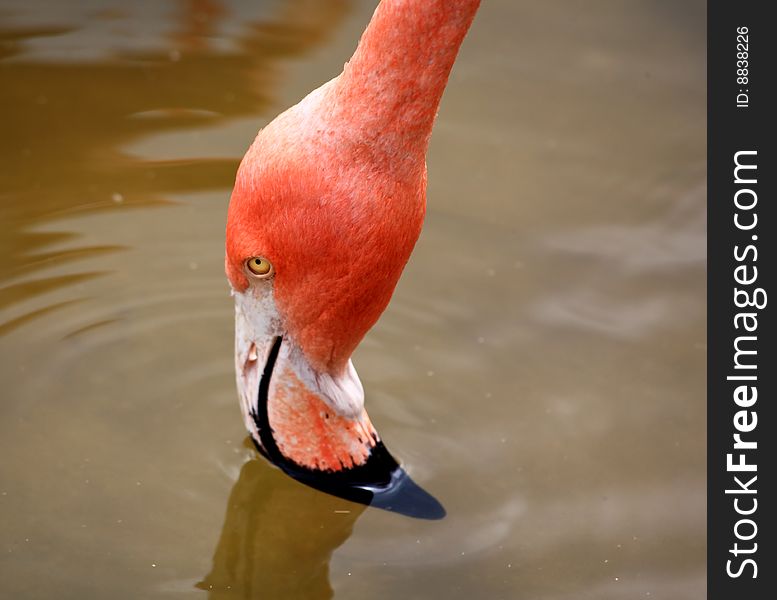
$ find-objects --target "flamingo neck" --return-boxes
[328,0,481,168]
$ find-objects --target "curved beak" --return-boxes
[233,288,445,519]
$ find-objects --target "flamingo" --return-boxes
[225,0,481,516]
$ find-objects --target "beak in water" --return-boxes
[234,287,445,519]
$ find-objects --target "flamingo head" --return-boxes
[225,81,426,486]
[224,0,479,514]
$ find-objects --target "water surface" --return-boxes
[0,1,706,598]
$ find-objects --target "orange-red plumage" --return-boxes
[227,0,480,375]
[226,0,480,474]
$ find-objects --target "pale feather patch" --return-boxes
[284,341,365,419]
[233,285,283,441]
[233,283,366,439]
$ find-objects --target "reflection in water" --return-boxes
[197,450,365,600]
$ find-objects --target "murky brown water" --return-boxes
[0,1,706,598]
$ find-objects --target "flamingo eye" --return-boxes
[245,257,273,278]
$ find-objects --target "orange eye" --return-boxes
[246,257,273,278]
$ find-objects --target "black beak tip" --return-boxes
[366,466,447,520]
[255,437,446,520]
[293,463,447,520]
